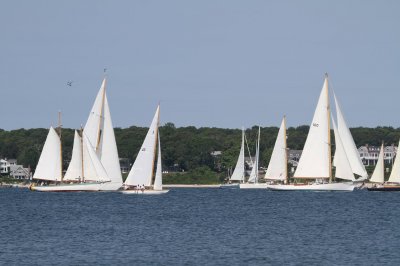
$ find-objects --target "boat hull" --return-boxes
[267,183,354,191]
[367,186,400,192]
[240,183,269,189]
[30,182,122,192]
[121,190,169,195]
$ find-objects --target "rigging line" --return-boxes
[244,131,254,166]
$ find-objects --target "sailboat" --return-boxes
[122,105,169,194]
[240,126,268,189]
[268,74,354,191]
[220,128,245,188]
[264,116,288,184]
[31,78,123,192]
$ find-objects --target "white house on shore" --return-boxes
[0,158,31,179]
[358,144,397,166]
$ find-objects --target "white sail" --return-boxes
[247,127,260,183]
[153,134,163,191]
[230,128,245,182]
[265,117,287,181]
[33,127,62,181]
[64,131,83,181]
[125,105,160,187]
[370,144,385,183]
[333,93,368,179]
[82,132,110,182]
[83,78,123,185]
[388,140,400,183]
[294,77,330,179]
[332,116,355,181]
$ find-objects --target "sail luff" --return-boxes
[370,143,385,183]
[265,117,287,181]
[326,75,332,183]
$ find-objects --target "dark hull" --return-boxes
[367,186,400,191]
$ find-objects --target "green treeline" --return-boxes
[0,124,400,176]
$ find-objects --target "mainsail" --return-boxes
[265,117,287,181]
[247,127,260,183]
[229,128,245,182]
[333,93,368,179]
[370,144,385,183]
[33,127,62,181]
[332,116,355,181]
[125,105,160,187]
[83,78,122,185]
[388,140,400,183]
[294,77,330,179]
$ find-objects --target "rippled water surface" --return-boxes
[1,188,400,265]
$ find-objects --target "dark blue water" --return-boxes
[1,188,400,265]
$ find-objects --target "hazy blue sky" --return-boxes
[1,0,399,130]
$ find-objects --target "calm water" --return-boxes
[1,188,400,265]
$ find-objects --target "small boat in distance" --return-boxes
[122,105,169,194]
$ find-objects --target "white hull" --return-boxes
[219,183,240,189]
[30,182,122,192]
[267,182,354,191]
[240,183,269,189]
[121,189,169,195]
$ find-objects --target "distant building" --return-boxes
[119,158,131,174]
[288,150,302,167]
[210,151,222,157]
[358,144,397,166]
[0,159,10,174]
[0,158,31,179]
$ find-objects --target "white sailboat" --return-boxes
[31,78,122,192]
[264,116,288,184]
[122,105,169,194]
[240,126,268,189]
[268,74,354,191]
[220,128,245,188]
[368,143,385,185]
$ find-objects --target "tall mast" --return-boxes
[256,126,260,184]
[241,127,245,183]
[283,115,288,184]
[58,111,63,182]
[80,126,84,182]
[326,73,333,183]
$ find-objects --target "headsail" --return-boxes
[64,131,83,181]
[294,77,330,179]
[370,144,385,183]
[333,92,368,179]
[153,134,163,191]
[125,105,160,187]
[247,127,260,183]
[332,116,355,181]
[230,128,245,182]
[33,127,62,181]
[265,117,287,181]
[388,140,400,183]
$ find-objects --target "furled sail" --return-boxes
[332,116,355,181]
[230,128,245,182]
[333,93,368,179]
[370,144,385,183]
[125,105,160,187]
[265,117,287,181]
[33,127,62,181]
[294,77,330,179]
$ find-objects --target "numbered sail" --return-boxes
[388,140,400,183]
[370,144,385,183]
[265,117,287,181]
[230,129,245,182]
[125,105,160,186]
[332,116,355,181]
[153,134,163,191]
[294,77,330,179]
[333,93,368,179]
[33,127,62,181]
